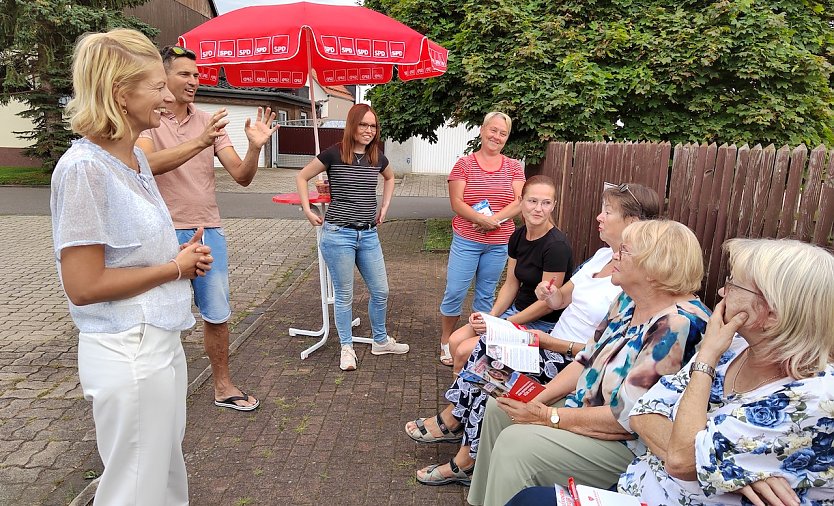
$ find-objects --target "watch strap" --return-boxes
[690,361,716,381]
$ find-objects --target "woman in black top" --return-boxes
[296,104,409,371]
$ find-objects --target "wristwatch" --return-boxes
[690,361,716,381]
[566,342,575,359]
[550,407,560,429]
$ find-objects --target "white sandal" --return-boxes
[439,343,453,367]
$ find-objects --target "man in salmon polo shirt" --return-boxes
[137,45,279,411]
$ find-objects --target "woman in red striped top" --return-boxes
[438,112,525,366]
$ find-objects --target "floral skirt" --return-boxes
[444,335,571,458]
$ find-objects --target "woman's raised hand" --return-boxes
[699,299,747,364]
[535,279,556,301]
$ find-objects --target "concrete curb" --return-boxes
[67,257,319,505]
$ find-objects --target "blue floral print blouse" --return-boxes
[565,291,710,454]
[619,336,834,505]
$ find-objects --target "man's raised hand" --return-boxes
[244,107,279,149]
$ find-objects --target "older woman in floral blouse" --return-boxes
[620,238,834,506]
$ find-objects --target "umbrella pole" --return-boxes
[305,28,321,155]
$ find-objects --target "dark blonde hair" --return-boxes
[67,29,162,140]
[725,238,834,378]
[340,103,381,166]
[602,183,661,220]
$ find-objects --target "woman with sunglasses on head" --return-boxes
[51,29,212,505]
[406,182,661,486]
[296,103,408,371]
[437,112,526,367]
[618,238,834,506]
[467,220,711,506]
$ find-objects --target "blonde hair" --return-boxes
[622,220,703,295]
[725,238,834,378]
[67,28,162,140]
[482,111,512,133]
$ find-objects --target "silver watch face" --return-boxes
[550,411,560,424]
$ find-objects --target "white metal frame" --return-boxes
[290,202,374,359]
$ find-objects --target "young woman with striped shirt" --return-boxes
[296,104,409,371]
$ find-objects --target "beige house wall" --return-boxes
[0,99,35,148]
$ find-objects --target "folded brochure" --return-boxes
[458,354,544,402]
[555,478,646,506]
[480,313,540,374]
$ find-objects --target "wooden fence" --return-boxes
[539,141,834,308]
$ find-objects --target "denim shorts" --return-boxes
[498,305,556,333]
[176,227,231,324]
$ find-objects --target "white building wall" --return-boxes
[0,99,36,148]
[195,101,264,167]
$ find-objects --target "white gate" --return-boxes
[411,121,479,174]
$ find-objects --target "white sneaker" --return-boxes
[371,336,410,355]
[340,345,357,371]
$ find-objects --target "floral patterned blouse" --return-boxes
[566,291,710,454]
[619,336,834,505]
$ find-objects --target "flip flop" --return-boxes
[416,457,474,486]
[214,392,260,411]
[405,413,463,443]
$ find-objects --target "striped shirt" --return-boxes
[448,154,525,244]
[317,144,388,225]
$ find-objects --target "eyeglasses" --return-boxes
[603,182,643,218]
[358,122,377,131]
[524,197,554,209]
[161,45,196,59]
[724,276,762,297]
[618,244,633,257]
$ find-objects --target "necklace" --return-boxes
[731,348,784,394]
[354,152,366,164]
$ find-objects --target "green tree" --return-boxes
[366,0,834,163]
[0,0,156,169]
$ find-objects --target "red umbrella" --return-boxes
[179,1,448,151]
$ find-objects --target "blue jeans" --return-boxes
[440,233,508,316]
[319,222,389,345]
[176,227,231,324]
[499,305,556,334]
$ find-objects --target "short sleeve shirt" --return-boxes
[565,292,711,454]
[448,154,525,245]
[317,143,389,225]
[508,225,574,322]
[549,248,622,344]
[50,138,195,333]
[139,104,234,229]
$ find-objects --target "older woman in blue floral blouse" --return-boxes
[620,238,834,506]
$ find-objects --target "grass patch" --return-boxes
[0,166,51,185]
[423,218,453,252]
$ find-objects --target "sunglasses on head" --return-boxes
[162,45,196,59]
[603,182,643,218]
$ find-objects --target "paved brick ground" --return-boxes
[0,169,457,505]
[183,221,466,505]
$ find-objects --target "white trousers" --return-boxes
[78,324,188,506]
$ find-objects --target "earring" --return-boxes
[121,105,128,114]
